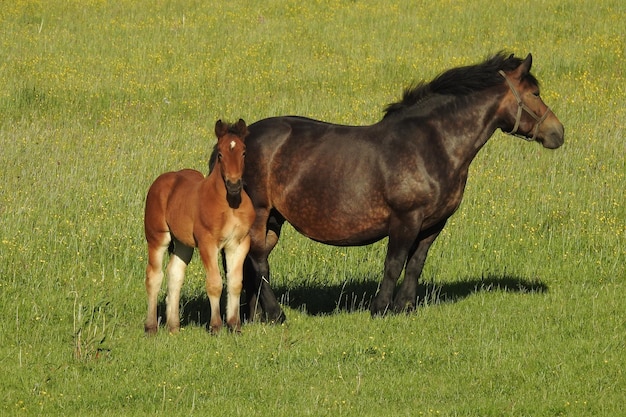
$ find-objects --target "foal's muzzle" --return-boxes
[225,179,243,208]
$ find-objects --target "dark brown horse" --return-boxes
[239,52,564,321]
[144,119,255,334]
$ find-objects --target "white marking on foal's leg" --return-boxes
[224,238,249,332]
[145,238,169,334]
[225,270,243,332]
[165,255,187,333]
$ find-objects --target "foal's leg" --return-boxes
[198,245,223,333]
[165,242,193,333]
[223,235,250,332]
[145,238,169,334]
[392,221,445,312]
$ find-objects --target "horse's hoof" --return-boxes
[393,300,416,314]
[370,297,391,317]
[264,309,286,324]
[271,312,286,324]
[370,305,390,317]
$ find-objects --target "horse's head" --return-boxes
[498,54,564,149]
[214,119,248,208]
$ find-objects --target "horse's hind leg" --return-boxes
[165,241,193,333]
[245,209,285,323]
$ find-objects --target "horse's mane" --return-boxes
[383,51,539,117]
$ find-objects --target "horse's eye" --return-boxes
[217,152,223,160]
[242,151,246,158]
[533,91,540,97]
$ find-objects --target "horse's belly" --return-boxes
[279,202,389,246]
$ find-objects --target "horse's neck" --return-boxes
[423,92,502,169]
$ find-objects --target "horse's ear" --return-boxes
[215,119,226,138]
[510,53,532,80]
[524,53,533,71]
[236,118,249,139]
[519,53,533,76]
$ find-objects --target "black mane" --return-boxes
[384,51,538,117]
[225,122,246,137]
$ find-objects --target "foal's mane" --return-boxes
[221,121,247,138]
[383,51,539,117]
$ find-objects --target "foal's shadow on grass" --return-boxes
[162,274,548,327]
[274,274,548,316]
[155,296,212,330]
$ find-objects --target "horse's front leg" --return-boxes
[392,221,446,312]
[370,214,423,316]
[223,235,250,333]
[199,245,223,333]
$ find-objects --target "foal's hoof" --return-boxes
[227,320,242,334]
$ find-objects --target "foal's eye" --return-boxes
[217,152,223,160]
[533,91,540,97]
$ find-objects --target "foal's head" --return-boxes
[214,119,248,208]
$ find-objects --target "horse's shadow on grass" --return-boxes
[162,274,548,328]
[274,274,548,316]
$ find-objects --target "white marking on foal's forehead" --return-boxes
[230,140,236,150]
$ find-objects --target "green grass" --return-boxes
[0,0,624,415]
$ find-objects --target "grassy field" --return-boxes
[0,0,624,415]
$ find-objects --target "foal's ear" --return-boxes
[215,119,227,138]
[236,118,249,139]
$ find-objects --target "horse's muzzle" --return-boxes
[540,123,565,149]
